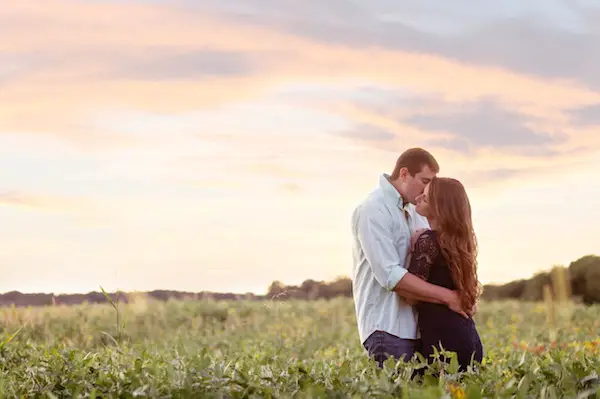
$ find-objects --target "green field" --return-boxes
[0,296,599,398]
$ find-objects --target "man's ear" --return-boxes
[399,167,408,181]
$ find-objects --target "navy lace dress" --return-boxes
[408,230,483,371]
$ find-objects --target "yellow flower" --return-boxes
[447,383,466,399]
[584,341,598,352]
[535,304,545,313]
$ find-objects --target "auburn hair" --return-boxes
[428,177,481,312]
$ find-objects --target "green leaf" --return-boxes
[0,327,22,350]
[448,352,460,375]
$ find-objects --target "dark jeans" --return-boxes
[363,330,419,368]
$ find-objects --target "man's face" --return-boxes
[401,165,437,205]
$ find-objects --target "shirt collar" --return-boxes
[379,173,409,210]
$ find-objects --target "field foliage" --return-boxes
[0,296,599,398]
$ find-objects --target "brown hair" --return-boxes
[391,148,440,180]
[428,177,481,312]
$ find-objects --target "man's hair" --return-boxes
[391,148,439,179]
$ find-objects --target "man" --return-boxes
[351,148,468,368]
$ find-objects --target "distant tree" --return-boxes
[300,279,320,300]
[521,272,551,301]
[480,254,600,305]
[267,281,286,298]
[328,277,352,298]
[583,266,600,305]
[569,255,600,304]
[481,279,526,300]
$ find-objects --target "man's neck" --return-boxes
[388,177,406,199]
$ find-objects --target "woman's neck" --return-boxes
[428,218,439,230]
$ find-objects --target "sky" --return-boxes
[1,0,600,295]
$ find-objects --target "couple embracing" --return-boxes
[351,148,483,372]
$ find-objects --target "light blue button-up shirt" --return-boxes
[351,173,430,344]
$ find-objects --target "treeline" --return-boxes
[266,277,353,300]
[1,254,598,308]
[0,290,265,308]
[265,254,600,305]
[481,255,600,304]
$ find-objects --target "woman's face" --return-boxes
[415,182,432,218]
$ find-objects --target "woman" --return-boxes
[407,177,483,372]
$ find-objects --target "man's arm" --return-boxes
[398,232,469,317]
[354,205,409,292]
[397,231,446,303]
[395,274,467,317]
[354,205,467,317]
[397,256,441,306]
[400,229,428,302]
[394,273,451,304]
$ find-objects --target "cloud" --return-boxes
[427,18,600,93]
[403,98,563,151]
[0,1,281,145]
[313,88,569,151]
[197,0,600,91]
[454,168,528,190]
[338,125,396,142]
[104,49,274,80]
[568,103,600,126]
[0,190,79,211]
[3,0,600,161]
[476,168,523,181]
[280,182,302,193]
[307,87,599,188]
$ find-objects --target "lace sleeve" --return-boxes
[408,231,440,281]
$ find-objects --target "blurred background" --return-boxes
[2,0,599,301]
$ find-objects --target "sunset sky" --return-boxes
[2,0,599,295]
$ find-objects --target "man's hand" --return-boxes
[446,291,469,319]
[404,297,418,306]
[410,228,428,249]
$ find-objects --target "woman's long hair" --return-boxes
[428,177,481,313]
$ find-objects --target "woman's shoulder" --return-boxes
[417,228,438,241]
[414,229,441,253]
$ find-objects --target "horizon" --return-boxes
[3,251,597,297]
[3,1,600,296]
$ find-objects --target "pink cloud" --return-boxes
[0,190,81,211]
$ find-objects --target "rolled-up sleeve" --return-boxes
[355,205,408,291]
